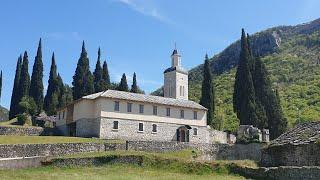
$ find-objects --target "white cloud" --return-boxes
[116,0,173,24]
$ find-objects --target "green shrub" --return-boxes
[18,96,37,116]
[16,113,33,126]
[236,135,260,144]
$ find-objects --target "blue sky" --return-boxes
[1,0,320,109]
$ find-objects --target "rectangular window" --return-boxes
[193,111,198,120]
[139,104,144,114]
[114,101,120,111]
[152,124,157,133]
[180,110,184,119]
[194,128,198,135]
[127,103,132,112]
[113,121,119,130]
[153,106,157,115]
[166,108,170,117]
[138,123,144,132]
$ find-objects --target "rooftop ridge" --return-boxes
[82,89,206,110]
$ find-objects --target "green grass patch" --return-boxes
[62,149,198,161]
[0,118,17,126]
[55,150,257,175]
[0,118,39,128]
[0,164,245,180]
[0,135,125,144]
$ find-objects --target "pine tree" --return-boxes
[102,60,111,90]
[29,38,44,114]
[233,29,258,126]
[44,53,59,115]
[93,48,104,92]
[117,73,129,92]
[199,54,215,126]
[72,41,94,100]
[9,55,22,119]
[130,72,138,93]
[17,51,30,114]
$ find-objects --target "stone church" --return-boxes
[56,48,228,144]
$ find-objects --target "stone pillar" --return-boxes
[262,129,270,143]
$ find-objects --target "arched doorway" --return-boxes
[177,125,191,142]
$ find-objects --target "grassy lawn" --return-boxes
[62,149,199,160]
[0,135,125,144]
[0,164,245,180]
[61,150,257,167]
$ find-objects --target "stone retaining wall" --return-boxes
[126,141,264,161]
[0,157,49,169]
[231,165,320,180]
[261,143,320,167]
[0,140,263,162]
[0,126,44,136]
[0,143,126,159]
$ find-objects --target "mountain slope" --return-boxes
[186,18,320,132]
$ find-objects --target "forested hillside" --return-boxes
[151,19,320,132]
[187,19,320,132]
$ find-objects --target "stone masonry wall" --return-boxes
[0,126,44,136]
[261,143,320,167]
[231,166,320,180]
[0,140,263,162]
[126,141,263,161]
[100,118,210,144]
[0,143,126,159]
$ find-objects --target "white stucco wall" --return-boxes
[164,71,188,100]
[99,98,207,127]
[73,99,101,121]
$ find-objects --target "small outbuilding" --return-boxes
[261,121,320,167]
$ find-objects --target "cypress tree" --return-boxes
[233,29,258,126]
[254,57,287,138]
[199,54,215,126]
[93,48,104,92]
[117,73,129,92]
[29,38,44,114]
[268,88,287,139]
[57,73,66,108]
[102,60,111,90]
[72,41,94,100]
[246,34,268,129]
[17,51,30,114]
[252,57,269,129]
[0,71,2,102]
[44,53,59,115]
[9,55,22,119]
[130,72,138,93]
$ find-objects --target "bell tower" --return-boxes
[164,47,188,100]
